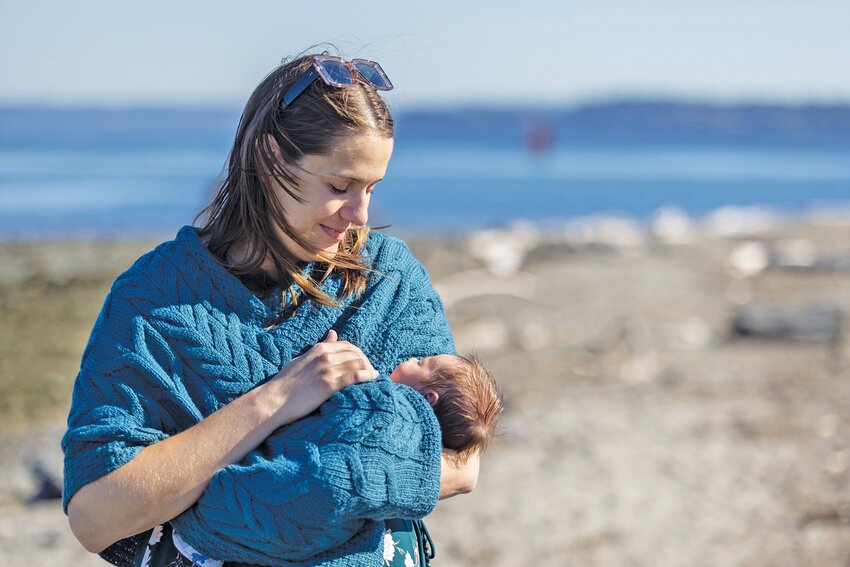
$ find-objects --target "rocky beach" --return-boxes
[2,211,850,566]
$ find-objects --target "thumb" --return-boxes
[324,329,338,342]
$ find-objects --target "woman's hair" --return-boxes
[196,53,394,317]
[423,355,503,462]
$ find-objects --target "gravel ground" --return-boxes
[2,223,850,565]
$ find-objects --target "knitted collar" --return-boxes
[174,225,347,329]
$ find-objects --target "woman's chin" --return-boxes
[310,243,341,262]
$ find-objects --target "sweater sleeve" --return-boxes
[61,242,252,513]
[170,380,442,566]
[62,284,180,512]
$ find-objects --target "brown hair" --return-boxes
[196,53,394,316]
[423,355,503,462]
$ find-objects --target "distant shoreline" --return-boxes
[4,100,850,148]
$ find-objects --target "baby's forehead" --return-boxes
[429,354,462,368]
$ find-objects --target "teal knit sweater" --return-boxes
[62,226,455,566]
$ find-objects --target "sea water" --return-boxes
[1,109,849,239]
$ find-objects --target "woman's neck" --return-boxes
[222,240,277,278]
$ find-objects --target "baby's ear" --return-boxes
[423,388,440,407]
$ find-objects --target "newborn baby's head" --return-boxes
[391,354,502,461]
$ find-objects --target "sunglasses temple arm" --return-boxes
[281,66,319,110]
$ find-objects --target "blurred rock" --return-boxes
[468,223,540,276]
[652,207,695,245]
[703,206,783,237]
[773,239,818,268]
[727,241,769,278]
[731,303,845,342]
[563,216,646,251]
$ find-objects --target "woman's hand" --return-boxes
[267,330,379,427]
[439,449,480,499]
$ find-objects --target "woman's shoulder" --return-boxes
[108,226,223,310]
[364,231,423,272]
[111,227,189,286]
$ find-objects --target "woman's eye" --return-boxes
[328,184,346,195]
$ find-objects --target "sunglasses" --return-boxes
[280,55,393,110]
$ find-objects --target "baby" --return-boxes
[390,354,503,461]
[168,353,502,566]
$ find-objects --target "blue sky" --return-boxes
[2,0,849,108]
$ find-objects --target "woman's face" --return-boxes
[271,133,394,262]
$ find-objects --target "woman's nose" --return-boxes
[340,192,369,226]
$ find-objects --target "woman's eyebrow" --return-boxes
[326,173,383,184]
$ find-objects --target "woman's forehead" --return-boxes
[301,134,393,182]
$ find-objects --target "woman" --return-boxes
[63,53,479,566]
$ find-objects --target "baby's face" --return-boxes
[390,354,457,391]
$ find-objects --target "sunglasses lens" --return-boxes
[353,62,391,89]
[318,59,353,86]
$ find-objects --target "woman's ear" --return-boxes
[423,388,440,407]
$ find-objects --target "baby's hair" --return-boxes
[422,354,503,462]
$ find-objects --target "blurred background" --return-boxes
[1,1,850,565]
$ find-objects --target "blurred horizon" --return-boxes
[5,95,850,111]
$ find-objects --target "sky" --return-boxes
[1,0,849,109]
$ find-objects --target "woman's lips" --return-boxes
[320,224,347,241]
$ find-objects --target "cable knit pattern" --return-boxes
[172,380,441,565]
[62,226,455,566]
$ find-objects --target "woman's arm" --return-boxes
[67,332,377,553]
[169,377,444,565]
[439,450,480,500]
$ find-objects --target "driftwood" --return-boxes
[731,304,845,343]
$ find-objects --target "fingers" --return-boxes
[351,369,380,383]
[316,348,374,370]
[312,337,360,355]
[277,338,369,379]
[277,333,379,404]
[309,338,374,369]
